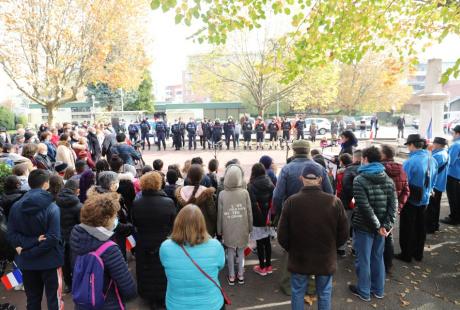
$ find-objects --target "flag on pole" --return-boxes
[1,269,23,290]
[369,126,374,142]
[426,117,433,143]
[126,235,136,251]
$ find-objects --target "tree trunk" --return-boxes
[47,104,54,126]
[258,107,265,118]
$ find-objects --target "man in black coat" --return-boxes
[87,127,102,163]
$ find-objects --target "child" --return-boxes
[247,163,275,276]
[153,159,165,188]
[320,136,328,149]
[335,153,353,257]
[207,158,219,189]
[164,169,178,204]
[217,164,252,285]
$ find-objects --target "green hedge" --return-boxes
[0,107,14,130]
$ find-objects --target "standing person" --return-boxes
[425,138,449,233]
[87,127,102,163]
[309,121,317,142]
[349,146,397,302]
[248,163,275,276]
[110,133,141,166]
[372,115,379,138]
[211,119,223,150]
[259,155,277,185]
[397,116,405,139]
[234,121,241,148]
[255,116,266,150]
[330,118,339,145]
[40,131,57,163]
[7,169,65,309]
[202,118,212,150]
[160,205,225,310]
[171,120,181,151]
[132,172,176,309]
[278,163,348,310]
[179,117,186,149]
[164,169,179,203]
[441,125,460,226]
[281,117,292,148]
[273,140,333,295]
[128,122,140,143]
[242,117,253,150]
[268,117,279,150]
[359,119,367,138]
[175,164,217,236]
[335,153,353,257]
[217,164,253,285]
[380,144,410,273]
[295,116,305,140]
[197,120,204,148]
[207,159,219,189]
[155,119,167,151]
[140,118,151,151]
[56,133,77,169]
[224,116,236,150]
[70,192,137,309]
[35,143,54,171]
[101,129,117,162]
[395,134,437,263]
[186,118,197,151]
[339,130,358,156]
[55,179,82,293]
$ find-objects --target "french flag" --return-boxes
[1,269,23,290]
[126,235,136,251]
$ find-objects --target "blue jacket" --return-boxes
[110,143,140,166]
[447,137,460,180]
[7,189,64,270]
[44,140,57,162]
[70,224,137,309]
[403,149,438,206]
[432,148,449,192]
[273,156,333,216]
[160,239,225,310]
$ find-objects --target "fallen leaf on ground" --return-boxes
[425,268,431,273]
[402,266,408,269]
[404,288,410,293]
[400,293,406,298]
[435,294,441,298]
[413,266,421,269]
[371,303,377,308]
[257,298,264,302]
[346,298,353,303]
[304,295,317,306]
[431,252,439,256]
[410,272,416,276]
[400,298,410,307]
[414,286,419,290]
[421,274,427,278]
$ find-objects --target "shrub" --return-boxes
[0,163,12,195]
[0,107,14,130]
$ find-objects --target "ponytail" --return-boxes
[187,183,200,204]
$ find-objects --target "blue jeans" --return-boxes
[353,229,385,298]
[291,273,332,310]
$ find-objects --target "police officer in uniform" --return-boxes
[140,118,151,150]
[212,119,223,150]
[179,117,186,149]
[155,119,167,151]
[255,116,266,150]
[268,117,280,150]
[171,120,181,151]
[202,118,211,150]
[242,117,253,150]
[281,117,291,149]
[186,118,197,150]
[224,116,236,150]
[295,116,306,140]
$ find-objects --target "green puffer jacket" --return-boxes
[352,172,397,234]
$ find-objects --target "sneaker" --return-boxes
[265,266,273,274]
[253,265,267,276]
[349,285,370,302]
[372,292,384,299]
[237,275,245,285]
[227,276,235,286]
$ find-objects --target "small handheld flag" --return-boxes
[1,269,23,290]
[426,117,433,143]
[126,235,136,251]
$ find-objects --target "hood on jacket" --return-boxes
[70,224,113,256]
[20,189,54,215]
[359,171,389,184]
[383,161,403,178]
[56,188,80,209]
[358,162,385,175]
[251,175,275,192]
[223,165,245,190]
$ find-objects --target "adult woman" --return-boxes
[34,143,53,171]
[175,164,217,236]
[73,137,95,169]
[21,143,38,167]
[132,172,176,309]
[56,133,77,169]
[95,159,111,182]
[339,130,358,156]
[110,156,136,219]
[48,174,64,201]
[160,205,225,310]
[70,192,137,309]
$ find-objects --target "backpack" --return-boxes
[72,241,123,309]
[128,124,137,135]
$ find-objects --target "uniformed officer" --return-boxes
[155,119,167,151]
[255,116,266,150]
[186,117,197,150]
[268,117,280,150]
[242,117,253,150]
[171,120,181,151]
[212,119,223,150]
[295,116,306,140]
[202,118,212,150]
[224,116,236,150]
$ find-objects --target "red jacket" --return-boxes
[383,161,410,211]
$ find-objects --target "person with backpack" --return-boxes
[140,118,151,151]
[155,119,167,151]
[70,192,137,309]
[248,163,275,276]
[7,169,65,309]
[128,123,139,143]
[56,179,82,293]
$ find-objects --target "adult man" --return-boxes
[128,122,139,143]
[242,117,253,150]
[396,134,437,263]
[330,119,339,145]
[171,120,181,151]
[254,117,266,150]
[7,169,64,309]
[349,146,397,302]
[441,125,460,225]
[281,117,291,146]
[212,119,223,150]
[295,116,305,140]
[86,127,102,162]
[268,117,280,150]
[278,163,348,310]
[101,130,117,162]
[155,119,167,151]
[223,116,236,150]
[202,118,211,150]
[186,118,197,150]
[397,116,405,139]
[273,140,333,295]
[140,118,151,151]
[179,117,186,149]
[110,133,141,166]
[40,131,56,163]
[425,137,449,233]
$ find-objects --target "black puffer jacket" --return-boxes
[0,189,26,218]
[56,188,82,242]
[132,190,176,302]
[341,163,360,209]
[248,175,275,227]
[352,171,397,233]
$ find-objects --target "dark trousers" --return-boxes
[199,135,204,147]
[22,268,63,310]
[243,132,251,143]
[62,242,72,288]
[173,134,181,150]
[180,133,185,147]
[446,176,460,223]
[188,134,196,150]
[157,134,166,150]
[141,132,150,149]
[425,189,443,232]
[256,237,272,268]
[399,202,427,261]
[129,133,138,143]
[383,232,394,271]
[297,131,304,140]
[256,132,264,143]
[397,127,404,139]
[225,133,235,149]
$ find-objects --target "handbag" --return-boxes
[180,244,232,306]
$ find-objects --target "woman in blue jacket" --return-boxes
[160,204,225,310]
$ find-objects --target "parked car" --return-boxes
[343,117,356,131]
[303,118,331,136]
[412,119,420,129]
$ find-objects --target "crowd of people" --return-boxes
[0,117,459,310]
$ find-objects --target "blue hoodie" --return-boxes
[447,137,460,180]
[432,148,449,192]
[358,162,385,174]
[7,189,64,270]
[403,149,438,206]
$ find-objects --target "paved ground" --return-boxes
[2,132,460,309]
